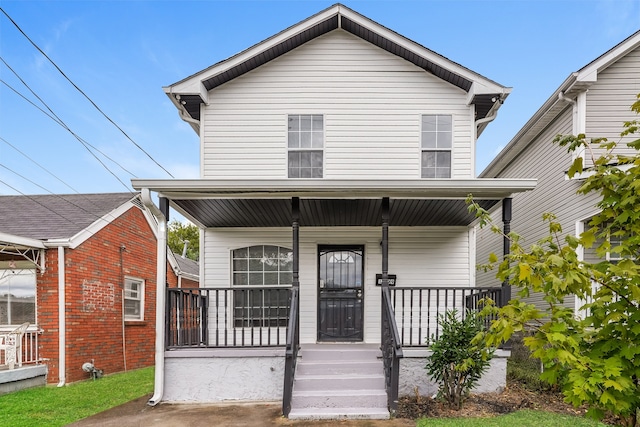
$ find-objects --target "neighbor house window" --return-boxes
[288,114,323,178]
[0,269,36,325]
[421,115,452,178]
[232,245,293,327]
[124,277,144,321]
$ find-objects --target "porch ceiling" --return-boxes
[171,198,499,227]
[132,178,537,228]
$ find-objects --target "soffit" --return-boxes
[170,4,508,123]
[170,198,499,228]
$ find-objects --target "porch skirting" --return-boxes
[163,348,286,402]
[399,349,510,397]
[0,365,47,395]
[162,347,509,404]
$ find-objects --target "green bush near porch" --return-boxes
[0,367,153,426]
[417,409,609,427]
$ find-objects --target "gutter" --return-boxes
[141,189,168,406]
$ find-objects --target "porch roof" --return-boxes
[132,179,536,228]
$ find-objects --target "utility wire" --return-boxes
[0,58,134,192]
[0,7,175,178]
[0,76,138,179]
[0,178,81,227]
[0,161,129,232]
[0,136,82,194]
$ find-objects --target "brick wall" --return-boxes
[38,206,158,384]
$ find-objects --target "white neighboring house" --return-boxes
[133,4,535,419]
[476,30,640,316]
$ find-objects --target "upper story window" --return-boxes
[124,277,144,321]
[0,269,36,325]
[421,115,452,178]
[288,114,323,178]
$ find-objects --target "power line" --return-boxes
[0,7,175,178]
[0,75,138,179]
[0,58,133,192]
[0,136,83,194]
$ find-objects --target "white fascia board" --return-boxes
[480,74,578,178]
[0,232,46,249]
[132,178,536,200]
[166,6,341,95]
[577,30,640,82]
[165,4,509,98]
[67,200,138,249]
[340,10,508,94]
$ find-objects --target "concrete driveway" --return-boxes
[67,395,415,427]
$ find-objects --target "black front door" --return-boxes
[317,245,364,341]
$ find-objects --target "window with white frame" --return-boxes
[232,245,293,327]
[288,114,323,178]
[0,269,36,325]
[124,277,144,321]
[421,114,452,178]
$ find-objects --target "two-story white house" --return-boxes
[133,4,535,420]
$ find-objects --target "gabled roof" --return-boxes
[481,29,640,178]
[164,3,510,135]
[168,251,199,282]
[0,193,140,241]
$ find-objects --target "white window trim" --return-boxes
[287,114,324,179]
[420,114,453,179]
[124,276,144,321]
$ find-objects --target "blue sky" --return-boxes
[1,0,639,197]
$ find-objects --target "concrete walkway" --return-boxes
[67,395,415,427]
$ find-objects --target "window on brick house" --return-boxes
[124,277,144,321]
[0,269,36,325]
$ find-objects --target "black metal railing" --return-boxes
[381,286,403,413]
[390,286,503,346]
[166,287,291,348]
[282,286,299,418]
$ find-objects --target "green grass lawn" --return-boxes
[416,409,610,427]
[0,366,153,426]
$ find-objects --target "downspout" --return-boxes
[142,189,168,406]
[57,245,66,387]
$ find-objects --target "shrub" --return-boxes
[425,309,495,409]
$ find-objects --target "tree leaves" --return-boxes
[468,93,640,426]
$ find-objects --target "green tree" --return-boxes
[167,220,199,261]
[470,94,640,426]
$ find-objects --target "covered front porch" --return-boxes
[133,178,534,418]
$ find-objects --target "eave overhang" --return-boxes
[132,179,536,228]
[481,28,640,178]
[164,3,510,132]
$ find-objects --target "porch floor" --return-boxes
[288,344,389,420]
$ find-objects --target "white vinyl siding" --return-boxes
[201,30,473,179]
[475,107,601,311]
[203,226,471,344]
[584,45,640,167]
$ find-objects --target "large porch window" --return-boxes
[232,245,293,327]
[0,269,36,325]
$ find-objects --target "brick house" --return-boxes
[0,192,188,391]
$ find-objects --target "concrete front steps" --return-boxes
[287,344,389,420]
